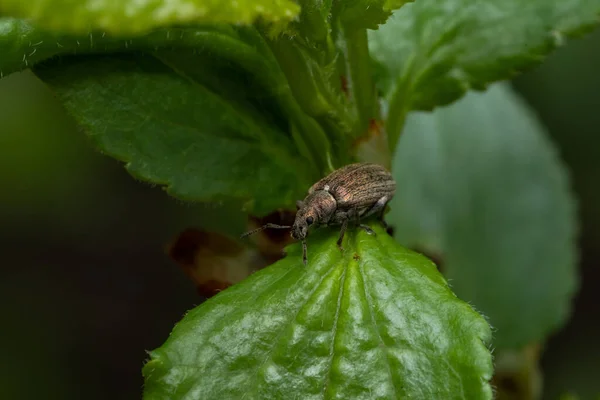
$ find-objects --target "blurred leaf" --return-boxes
[369,0,600,148]
[491,344,543,400]
[167,212,296,297]
[0,70,114,229]
[0,0,299,35]
[515,29,600,245]
[389,83,578,349]
[143,224,493,399]
[34,54,312,214]
[558,394,580,400]
[167,229,259,298]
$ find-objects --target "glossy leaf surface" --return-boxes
[143,225,493,399]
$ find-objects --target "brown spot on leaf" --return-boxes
[352,119,392,168]
[340,75,348,95]
[353,253,360,261]
[368,119,382,137]
[167,228,261,298]
[168,210,297,298]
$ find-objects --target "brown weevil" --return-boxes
[241,163,396,265]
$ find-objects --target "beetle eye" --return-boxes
[306,216,314,225]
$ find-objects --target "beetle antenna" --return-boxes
[240,223,292,239]
[302,239,307,265]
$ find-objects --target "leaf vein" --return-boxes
[320,258,348,396]
[357,259,399,399]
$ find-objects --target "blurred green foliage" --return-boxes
[515,28,600,400]
[390,84,577,350]
[0,0,599,399]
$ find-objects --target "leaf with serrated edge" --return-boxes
[0,19,270,79]
[369,0,600,147]
[1,19,339,177]
[34,53,311,214]
[143,224,493,399]
[333,0,415,30]
[389,83,578,349]
[0,0,299,35]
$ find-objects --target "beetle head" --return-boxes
[291,211,314,240]
[291,190,336,240]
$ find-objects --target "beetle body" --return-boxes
[242,163,396,264]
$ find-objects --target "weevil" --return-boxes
[241,163,396,265]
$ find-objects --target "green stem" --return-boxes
[385,56,416,152]
[385,87,408,153]
[343,27,377,136]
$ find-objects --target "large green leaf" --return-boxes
[0,0,299,34]
[143,224,493,399]
[389,83,578,349]
[369,0,600,149]
[1,19,342,173]
[34,53,313,214]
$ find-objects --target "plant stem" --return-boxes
[384,53,417,153]
[343,27,376,136]
[385,78,411,153]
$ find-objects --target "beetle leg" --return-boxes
[379,203,389,229]
[369,195,390,228]
[353,207,361,225]
[379,213,389,229]
[337,218,348,252]
[302,239,308,265]
[351,207,375,235]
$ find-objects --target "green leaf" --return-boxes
[333,0,415,30]
[33,53,313,214]
[0,0,300,35]
[368,0,600,149]
[143,224,493,399]
[0,19,342,174]
[0,18,236,78]
[295,0,333,43]
[389,83,578,349]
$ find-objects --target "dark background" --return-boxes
[1,29,599,400]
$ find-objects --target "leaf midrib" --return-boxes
[357,258,399,400]
[251,256,343,398]
[320,258,348,397]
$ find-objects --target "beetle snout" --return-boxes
[291,224,307,240]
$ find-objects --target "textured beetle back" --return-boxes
[310,163,395,208]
